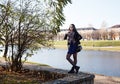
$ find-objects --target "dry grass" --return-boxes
[0,66,66,84]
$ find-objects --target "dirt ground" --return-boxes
[95,74,120,84]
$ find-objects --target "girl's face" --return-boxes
[69,24,73,31]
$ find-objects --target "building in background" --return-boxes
[107,24,120,40]
[55,27,96,40]
[55,24,120,41]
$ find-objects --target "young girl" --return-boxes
[64,24,82,73]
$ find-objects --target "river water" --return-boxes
[27,48,120,77]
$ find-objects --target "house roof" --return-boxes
[60,27,97,31]
[77,27,97,30]
[110,24,120,28]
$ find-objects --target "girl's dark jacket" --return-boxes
[64,31,82,45]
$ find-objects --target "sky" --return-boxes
[61,0,120,29]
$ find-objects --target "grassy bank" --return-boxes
[81,40,120,47]
[54,40,120,51]
[54,40,120,47]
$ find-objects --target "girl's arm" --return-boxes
[64,33,68,40]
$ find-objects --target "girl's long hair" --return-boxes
[71,24,82,41]
[70,24,78,33]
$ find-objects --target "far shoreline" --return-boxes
[54,45,120,52]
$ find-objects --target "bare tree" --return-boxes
[99,21,108,40]
[108,30,116,40]
[92,30,100,40]
[119,31,120,40]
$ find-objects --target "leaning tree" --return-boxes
[0,0,71,71]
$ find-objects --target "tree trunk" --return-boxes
[11,54,22,72]
[3,42,8,60]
